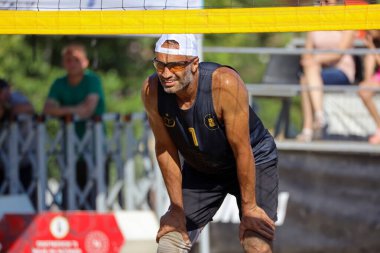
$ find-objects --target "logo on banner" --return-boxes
[85,231,110,253]
[50,216,70,239]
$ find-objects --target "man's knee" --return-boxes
[242,230,273,253]
[157,231,192,253]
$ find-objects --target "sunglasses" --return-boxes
[152,57,196,73]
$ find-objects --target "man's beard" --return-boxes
[163,69,193,94]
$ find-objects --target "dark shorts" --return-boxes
[182,159,279,231]
[321,67,350,85]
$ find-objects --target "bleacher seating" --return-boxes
[248,41,380,140]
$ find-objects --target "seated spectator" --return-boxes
[358,30,380,144]
[297,2,356,142]
[0,79,34,121]
[0,78,35,208]
[43,43,106,209]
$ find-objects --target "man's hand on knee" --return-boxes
[239,206,275,242]
[156,208,190,243]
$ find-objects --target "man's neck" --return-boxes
[67,73,84,86]
[176,75,199,110]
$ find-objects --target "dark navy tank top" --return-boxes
[157,62,277,174]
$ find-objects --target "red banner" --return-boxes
[0,212,124,253]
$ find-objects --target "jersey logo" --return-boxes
[163,114,175,127]
[204,114,219,130]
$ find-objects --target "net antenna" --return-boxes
[0,0,379,34]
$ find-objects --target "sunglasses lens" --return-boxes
[153,60,165,72]
[169,63,186,72]
[153,58,195,72]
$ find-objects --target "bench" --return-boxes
[248,53,380,140]
[248,54,300,139]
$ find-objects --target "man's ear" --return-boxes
[82,58,90,69]
[191,57,199,73]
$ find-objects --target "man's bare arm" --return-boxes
[141,76,189,242]
[214,68,275,241]
[214,68,257,213]
[43,99,74,117]
[74,94,99,118]
[12,103,34,115]
[43,94,99,118]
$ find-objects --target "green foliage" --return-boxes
[0,31,299,132]
[0,35,157,114]
[204,33,295,83]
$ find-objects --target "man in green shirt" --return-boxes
[43,43,105,138]
[43,43,106,210]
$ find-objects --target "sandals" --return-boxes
[296,128,313,142]
[297,112,327,142]
[313,111,327,140]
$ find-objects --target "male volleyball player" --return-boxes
[142,34,278,253]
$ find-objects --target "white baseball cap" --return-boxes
[155,34,198,57]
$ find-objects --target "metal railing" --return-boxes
[0,112,168,216]
[203,46,380,55]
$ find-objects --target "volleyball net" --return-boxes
[0,0,379,34]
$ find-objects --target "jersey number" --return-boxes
[188,128,199,147]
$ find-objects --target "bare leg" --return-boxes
[297,76,313,141]
[242,230,273,253]
[304,62,323,114]
[303,61,325,128]
[157,229,201,253]
[300,75,314,130]
[359,81,380,128]
[157,231,192,253]
[358,80,380,143]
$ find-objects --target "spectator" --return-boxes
[0,79,34,121]
[43,43,105,138]
[297,1,356,142]
[43,43,106,209]
[358,30,380,144]
[0,78,35,208]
